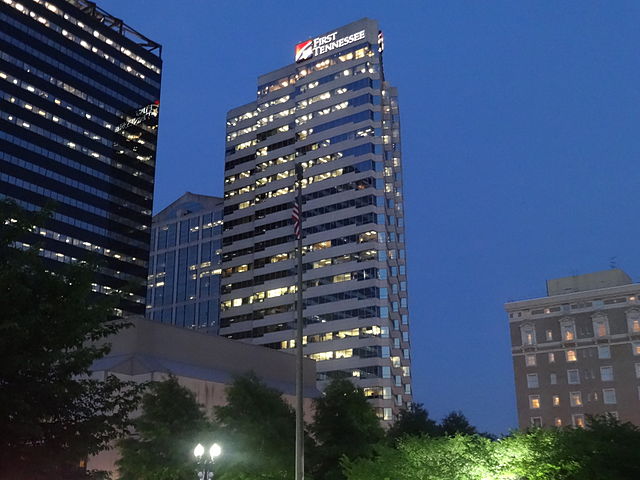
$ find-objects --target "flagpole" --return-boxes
[294,162,304,480]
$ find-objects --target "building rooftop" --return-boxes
[546,269,633,296]
[65,0,162,56]
[92,317,318,397]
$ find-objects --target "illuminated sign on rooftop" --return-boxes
[294,29,366,63]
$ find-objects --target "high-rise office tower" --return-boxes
[146,192,224,333]
[220,19,411,421]
[0,0,162,315]
[506,269,640,429]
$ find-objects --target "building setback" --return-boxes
[506,269,640,429]
[0,0,162,315]
[220,18,411,421]
[146,192,223,333]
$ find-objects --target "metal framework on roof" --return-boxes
[65,0,162,57]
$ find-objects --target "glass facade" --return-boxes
[220,19,411,421]
[0,0,162,315]
[146,193,223,334]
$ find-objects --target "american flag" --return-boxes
[292,199,301,240]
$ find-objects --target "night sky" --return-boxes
[100,0,640,434]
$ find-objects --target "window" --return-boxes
[635,363,640,379]
[600,366,614,382]
[529,395,540,409]
[567,369,580,384]
[521,324,536,346]
[627,310,640,333]
[572,414,585,428]
[383,408,392,421]
[530,417,542,428]
[570,391,582,407]
[554,417,562,427]
[527,374,539,388]
[603,388,617,404]
[553,395,560,406]
[525,354,536,367]
[548,352,556,363]
[560,320,576,341]
[546,329,553,341]
[550,373,557,385]
[566,350,577,362]
[598,345,611,359]
[592,315,609,337]
[633,342,640,356]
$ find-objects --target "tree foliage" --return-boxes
[346,415,640,480]
[0,200,142,479]
[311,378,384,480]
[213,372,299,480]
[386,403,441,441]
[440,410,478,436]
[117,376,213,480]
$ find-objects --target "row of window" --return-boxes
[13,240,142,284]
[225,146,379,201]
[275,327,410,351]
[222,265,378,295]
[30,224,145,267]
[0,109,152,188]
[223,193,380,246]
[257,44,373,97]
[0,46,125,117]
[152,216,223,251]
[226,64,378,142]
[0,26,149,107]
[0,8,157,97]
[520,311,640,346]
[0,104,154,185]
[225,175,378,228]
[221,305,382,328]
[529,389,618,410]
[225,148,382,214]
[2,194,148,249]
[0,149,147,217]
[530,414,589,428]
[222,286,381,312]
[295,61,378,95]
[524,343,640,366]
[526,365,630,388]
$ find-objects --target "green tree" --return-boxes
[117,376,213,480]
[0,200,142,479]
[568,415,640,480]
[387,403,441,442]
[311,378,384,480]
[440,410,478,436]
[213,372,299,480]
[344,434,498,480]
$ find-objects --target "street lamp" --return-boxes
[193,443,222,480]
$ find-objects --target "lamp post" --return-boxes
[193,442,222,480]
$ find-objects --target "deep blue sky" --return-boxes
[101,0,640,434]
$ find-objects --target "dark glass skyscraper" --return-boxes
[0,0,162,315]
[220,19,411,421]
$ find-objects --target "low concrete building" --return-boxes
[88,317,318,474]
[506,269,640,429]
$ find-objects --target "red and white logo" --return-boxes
[295,39,313,63]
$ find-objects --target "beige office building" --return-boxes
[505,269,640,429]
